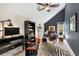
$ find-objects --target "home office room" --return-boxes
[0,0,79,58]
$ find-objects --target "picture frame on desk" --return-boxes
[69,13,77,32]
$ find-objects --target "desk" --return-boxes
[0,35,24,55]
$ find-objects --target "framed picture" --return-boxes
[48,26,55,31]
[69,13,77,32]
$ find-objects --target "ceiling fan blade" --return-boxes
[37,3,49,6]
[37,7,46,11]
[49,4,59,7]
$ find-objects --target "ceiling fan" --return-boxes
[37,3,59,12]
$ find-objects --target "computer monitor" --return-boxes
[4,27,20,36]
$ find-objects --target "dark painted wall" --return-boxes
[44,9,65,32]
[65,3,79,56]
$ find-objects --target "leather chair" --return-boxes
[48,31,57,41]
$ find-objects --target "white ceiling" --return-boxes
[0,3,65,23]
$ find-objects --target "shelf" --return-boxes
[0,42,23,55]
[28,36,35,39]
[0,30,4,31]
[0,35,24,55]
[0,43,11,50]
[28,26,32,28]
[0,35,24,41]
[24,21,35,56]
[27,45,37,50]
[28,27,34,29]
[28,29,33,31]
[10,39,23,45]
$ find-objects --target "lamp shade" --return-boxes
[8,19,13,26]
[8,22,13,26]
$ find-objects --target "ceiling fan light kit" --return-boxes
[45,6,50,12]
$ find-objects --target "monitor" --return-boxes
[4,27,20,36]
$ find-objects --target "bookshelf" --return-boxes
[24,21,36,56]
